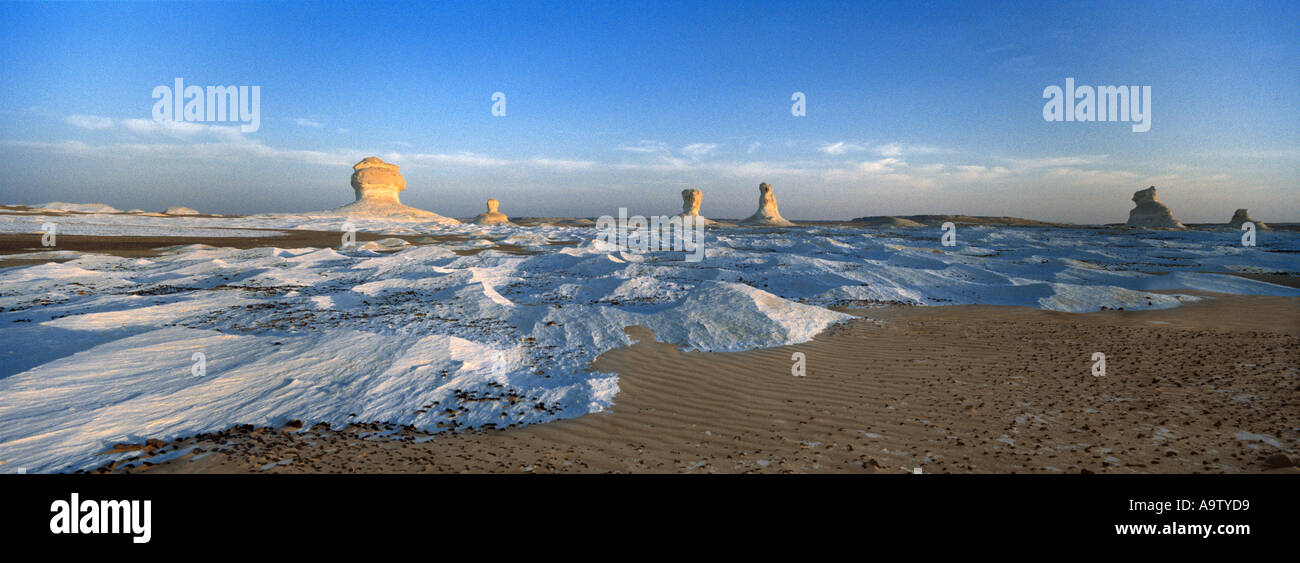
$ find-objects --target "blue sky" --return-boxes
[1,0,1296,222]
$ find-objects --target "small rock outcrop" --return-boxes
[1228,209,1268,230]
[739,182,795,226]
[850,216,926,228]
[472,198,511,225]
[676,189,715,225]
[163,206,200,215]
[1125,186,1184,229]
[36,202,120,214]
[330,157,458,223]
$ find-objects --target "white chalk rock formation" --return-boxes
[472,198,511,225]
[36,202,119,214]
[330,157,459,224]
[1125,186,1184,229]
[164,206,200,215]
[357,238,413,252]
[739,182,795,226]
[676,188,715,225]
[1228,209,1268,230]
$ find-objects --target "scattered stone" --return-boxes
[1263,453,1295,468]
[355,238,411,252]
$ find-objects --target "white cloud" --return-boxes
[1,135,1148,195]
[7,136,1128,194]
[946,164,1011,182]
[1004,155,1108,170]
[615,140,725,168]
[395,151,508,168]
[819,141,868,156]
[295,118,324,128]
[62,114,248,141]
[119,118,246,142]
[874,143,904,157]
[1202,148,1300,160]
[874,142,949,157]
[1,138,348,166]
[617,141,669,154]
[822,141,950,157]
[65,115,115,130]
[6,138,598,173]
[526,157,597,171]
[9,129,1281,223]
[857,157,906,172]
[822,157,911,183]
[371,151,596,171]
[681,143,719,158]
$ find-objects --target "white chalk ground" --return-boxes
[1,208,1297,472]
[30,202,122,214]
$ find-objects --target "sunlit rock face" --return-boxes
[739,182,795,227]
[677,188,715,225]
[1126,186,1184,229]
[350,156,405,204]
[1228,209,1268,230]
[473,198,511,225]
[330,157,458,223]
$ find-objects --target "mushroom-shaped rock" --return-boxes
[1228,209,1268,230]
[739,182,795,226]
[350,156,405,203]
[472,198,511,225]
[330,157,459,223]
[1125,186,1184,229]
[676,188,715,225]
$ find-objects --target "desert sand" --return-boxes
[100,293,1299,474]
